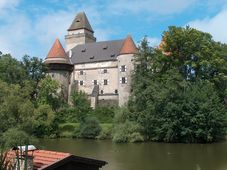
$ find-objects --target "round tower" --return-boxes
[117,35,138,106]
[45,39,73,101]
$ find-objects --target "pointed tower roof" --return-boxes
[120,35,138,55]
[68,12,94,33]
[45,39,71,64]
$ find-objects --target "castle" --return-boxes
[44,12,137,108]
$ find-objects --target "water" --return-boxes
[39,139,227,170]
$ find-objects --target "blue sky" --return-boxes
[0,0,227,60]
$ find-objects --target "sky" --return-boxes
[0,0,227,60]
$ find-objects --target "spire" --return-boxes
[120,35,137,55]
[45,39,70,64]
[68,12,94,33]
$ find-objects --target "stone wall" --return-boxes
[117,53,134,106]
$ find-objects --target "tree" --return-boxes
[129,27,227,143]
[0,54,27,85]
[37,76,62,110]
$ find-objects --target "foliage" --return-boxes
[92,106,115,123]
[70,90,92,123]
[33,104,58,137]
[112,107,144,143]
[79,117,101,139]
[129,27,227,143]
[37,76,62,110]
[0,54,27,85]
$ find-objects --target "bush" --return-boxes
[96,124,113,140]
[113,121,144,143]
[92,107,115,123]
[79,117,101,139]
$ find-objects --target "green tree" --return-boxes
[129,27,227,143]
[37,76,62,110]
[0,54,27,85]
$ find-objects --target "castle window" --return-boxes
[100,90,103,94]
[79,70,84,75]
[79,80,84,86]
[103,69,107,73]
[120,77,127,84]
[93,80,97,85]
[121,65,126,72]
[104,79,108,85]
[115,89,118,94]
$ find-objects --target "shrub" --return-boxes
[96,124,113,140]
[92,107,115,123]
[79,117,101,139]
[113,121,144,143]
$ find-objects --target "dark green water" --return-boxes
[39,139,227,170]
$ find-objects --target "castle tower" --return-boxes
[65,12,96,52]
[45,39,73,101]
[118,35,137,106]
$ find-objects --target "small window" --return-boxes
[80,70,84,75]
[121,77,127,84]
[104,79,108,85]
[103,45,108,50]
[110,54,115,57]
[79,80,84,86]
[51,74,54,78]
[103,69,107,73]
[115,89,118,94]
[94,80,97,85]
[100,90,103,94]
[121,65,126,72]
[81,48,86,52]
[90,56,95,59]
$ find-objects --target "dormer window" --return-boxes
[103,45,108,50]
[110,54,115,57]
[81,48,86,52]
[76,19,80,22]
[90,56,95,59]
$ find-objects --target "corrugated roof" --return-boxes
[68,12,94,33]
[28,150,70,169]
[70,39,124,64]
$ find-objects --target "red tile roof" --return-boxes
[46,39,67,59]
[28,150,70,169]
[120,35,137,55]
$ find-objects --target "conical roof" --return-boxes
[45,39,70,64]
[68,12,94,33]
[120,35,137,55]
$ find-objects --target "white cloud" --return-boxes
[107,0,196,15]
[147,37,161,47]
[188,9,227,43]
[0,0,19,9]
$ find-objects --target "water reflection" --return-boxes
[39,139,227,170]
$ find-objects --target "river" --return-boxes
[39,138,227,170]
